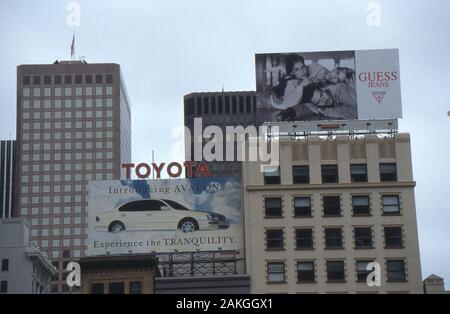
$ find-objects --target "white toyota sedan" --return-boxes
[94,199,229,233]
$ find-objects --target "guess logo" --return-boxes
[371,91,386,104]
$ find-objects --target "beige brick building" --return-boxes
[242,133,422,293]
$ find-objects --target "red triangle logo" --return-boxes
[371,91,386,104]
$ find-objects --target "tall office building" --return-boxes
[15,61,131,293]
[184,91,257,177]
[0,140,16,218]
[243,132,423,293]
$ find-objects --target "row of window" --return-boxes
[264,163,397,185]
[23,120,114,131]
[265,226,403,250]
[21,152,114,162]
[267,259,407,284]
[22,142,114,152]
[22,74,114,86]
[22,98,113,110]
[185,95,257,116]
[22,87,113,98]
[264,194,401,218]
[90,281,142,294]
[21,205,84,215]
[22,130,114,141]
[21,194,89,205]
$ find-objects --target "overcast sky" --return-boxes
[1,0,449,288]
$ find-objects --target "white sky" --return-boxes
[1,0,449,288]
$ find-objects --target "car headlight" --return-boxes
[207,213,225,221]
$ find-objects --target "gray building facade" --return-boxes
[0,217,57,294]
[0,140,16,218]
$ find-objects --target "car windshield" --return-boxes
[162,199,190,211]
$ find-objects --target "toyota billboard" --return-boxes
[255,49,402,122]
[86,177,243,256]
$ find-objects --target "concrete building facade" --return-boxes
[242,133,422,293]
[0,217,57,294]
[15,61,131,293]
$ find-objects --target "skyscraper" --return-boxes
[0,140,16,218]
[15,60,131,293]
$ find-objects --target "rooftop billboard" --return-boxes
[86,177,243,256]
[255,49,402,122]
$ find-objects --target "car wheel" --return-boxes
[108,221,125,233]
[178,218,198,233]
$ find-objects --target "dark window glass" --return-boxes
[44,76,52,85]
[75,75,82,84]
[0,281,8,293]
[325,228,343,249]
[350,164,367,182]
[387,260,406,281]
[294,197,311,217]
[384,227,403,248]
[323,196,341,216]
[22,76,30,85]
[218,97,223,114]
[95,74,103,84]
[64,75,72,84]
[246,95,251,113]
[266,229,284,250]
[62,250,71,259]
[354,227,373,248]
[85,75,93,84]
[33,76,41,85]
[382,195,400,214]
[119,200,164,212]
[265,197,282,218]
[185,98,194,116]
[380,163,397,181]
[129,281,142,294]
[352,195,370,215]
[297,262,315,282]
[322,165,338,183]
[232,96,237,114]
[326,261,345,282]
[54,75,62,85]
[106,74,113,84]
[91,283,104,294]
[211,97,216,114]
[267,262,285,283]
[196,97,202,115]
[263,167,280,185]
[225,96,230,113]
[295,229,313,249]
[356,260,374,282]
[109,282,124,294]
[204,97,209,114]
[1,259,9,271]
[239,96,244,113]
[293,165,309,184]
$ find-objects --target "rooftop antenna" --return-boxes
[222,86,224,92]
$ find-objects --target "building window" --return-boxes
[350,164,368,182]
[129,281,142,294]
[1,259,8,272]
[54,75,62,85]
[64,75,72,84]
[22,76,30,85]
[109,282,124,294]
[85,75,93,84]
[325,228,343,249]
[380,163,397,181]
[44,75,51,85]
[264,197,282,218]
[95,74,103,84]
[354,227,373,248]
[382,195,400,214]
[293,165,309,183]
[387,260,406,282]
[267,262,285,283]
[0,281,7,293]
[294,197,312,217]
[33,76,41,85]
[106,74,113,84]
[326,261,345,282]
[62,250,71,259]
[266,229,284,250]
[75,75,82,84]
[356,260,374,282]
[295,229,313,249]
[384,227,403,248]
[263,167,280,185]
[91,283,104,294]
[297,262,315,282]
[323,196,341,216]
[322,165,338,183]
[352,195,370,215]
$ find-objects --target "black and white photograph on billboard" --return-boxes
[255,49,402,123]
[256,51,358,123]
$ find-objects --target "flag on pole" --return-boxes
[71,34,75,60]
